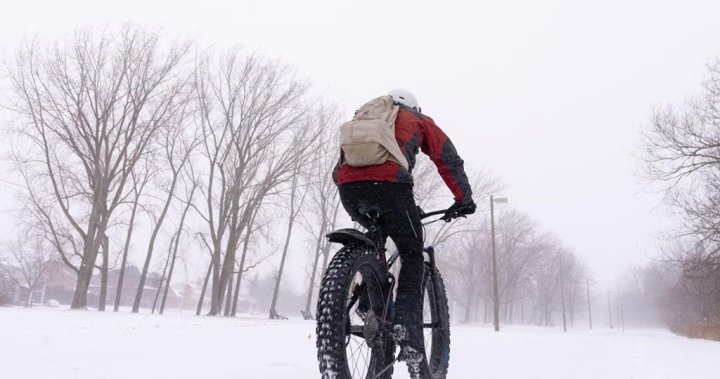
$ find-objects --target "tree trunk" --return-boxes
[464,296,472,323]
[303,248,322,318]
[231,227,254,316]
[114,180,144,312]
[207,239,223,315]
[223,272,234,316]
[197,259,214,316]
[25,287,33,308]
[269,178,300,318]
[133,175,180,313]
[114,220,138,311]
[71,210,106,309]
[160,234,181,314]
[161,180,195,315]
[98,236,109,311]
[212,194,244,315]
[269,220,293,318]
[152,246,173,314]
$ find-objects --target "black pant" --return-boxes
[338,181,425,350]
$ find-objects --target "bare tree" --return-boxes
[299,119,342,319]
[411,157,502,248]
[613,263,667,327]
[228,204,262,316]
[268,163,309,318]
[14,161,82,278]
[132,89,195,313]
[638,56,720,336]
[113,167,152,311]
[639,60,720,188]
[6,25,191,309]
[558,250,587,326]
[497,214,558,323]
[193,49,317,315]
[639,58,720,255]
[267,105,340,319]
[159,166,199,314]
[0,230,58,307]
[441,207,587,327]
[443,225,492,322]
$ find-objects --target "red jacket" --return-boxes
[333,105,472,202]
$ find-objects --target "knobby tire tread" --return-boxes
[423,264,451,379]
[316,245,393,379]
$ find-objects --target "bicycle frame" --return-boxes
[319,208,455,379]
[368,208,447,270]
[341,208,449,327]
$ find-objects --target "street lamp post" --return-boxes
[587,278,593,330]
[490,195,507,332]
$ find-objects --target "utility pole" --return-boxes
[607,291,613,329]
[586,278,593,330]
[490,195,500,332]
[490,195,507,332]
[559,256,567,333]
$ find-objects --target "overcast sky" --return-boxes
[2,0,720,288]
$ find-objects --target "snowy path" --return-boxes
[1,307,719,379]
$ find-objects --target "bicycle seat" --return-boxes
[359,206,382,223]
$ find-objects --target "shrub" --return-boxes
[674,320,720,342]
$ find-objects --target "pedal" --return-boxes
[364,310,380,344]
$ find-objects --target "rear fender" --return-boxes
[326,228,374,249]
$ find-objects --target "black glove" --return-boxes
[442,198,476,221]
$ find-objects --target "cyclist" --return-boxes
[333,88,476,377]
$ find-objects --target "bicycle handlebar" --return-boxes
[420,206,473,223]
[419,209,449,220]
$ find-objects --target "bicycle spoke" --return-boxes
[346,270,376,379]
[350,338,362,377]
[348,335,371,378]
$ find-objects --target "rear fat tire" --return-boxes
[316,246,394,379]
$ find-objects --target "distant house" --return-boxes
[86,265,189,311]
[44,263,77,304]
[0,260,73,306]
[39,263,190,311]
[0,276,17,306]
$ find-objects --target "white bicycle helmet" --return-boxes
[388,88,420,112]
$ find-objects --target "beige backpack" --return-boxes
[338,95,410,170]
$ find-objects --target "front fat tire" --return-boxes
[423,264,451,379]
[316,246,393,379]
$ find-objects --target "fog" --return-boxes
[1,0,720,364]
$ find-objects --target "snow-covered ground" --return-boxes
[1,307,719,379]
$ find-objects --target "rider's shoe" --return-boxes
[392,324,431,379]
[397,345,429,379]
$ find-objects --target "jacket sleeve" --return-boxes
[332,152,343,185]
[419,116,473,202]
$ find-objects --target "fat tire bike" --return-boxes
[316,207,455,379]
